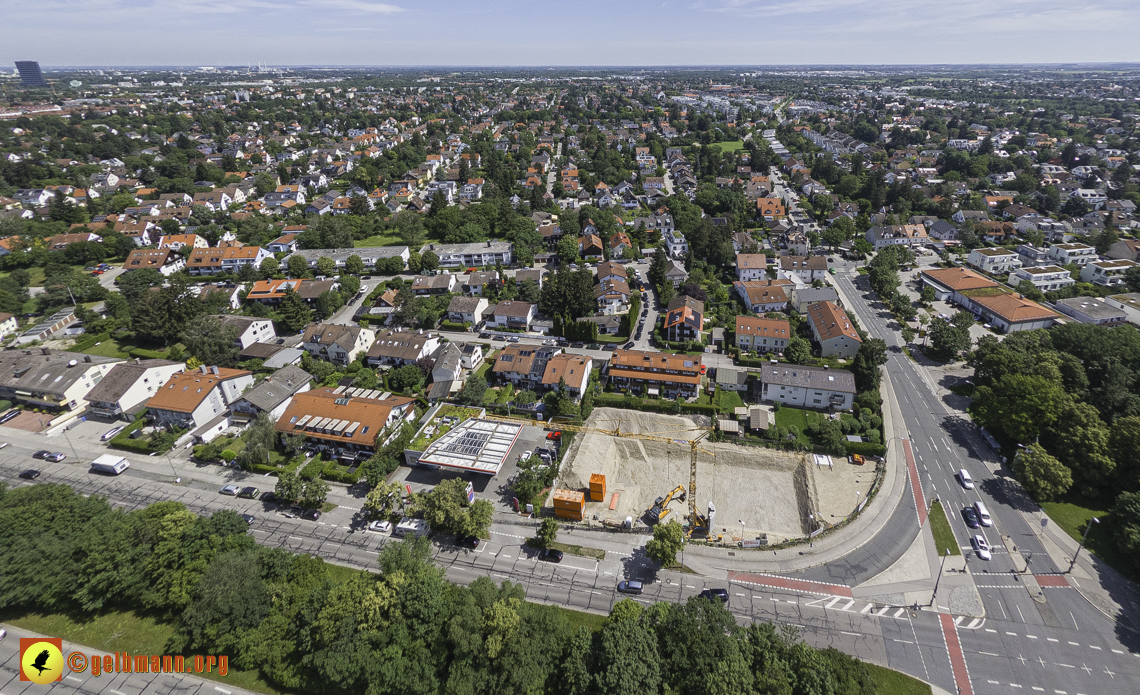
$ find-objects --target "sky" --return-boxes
[3,0,1140,68]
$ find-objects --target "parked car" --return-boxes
[33,451,66,462]
[538,548,564,563]
[698,588,729,604]
[237,486,260,499]
[507,336,520,343]
[623,341,635,349]
[971,535,992,561]
[617,580,644,594]
[493,335,506,342]
[479,332,491,339]
[571,341,585,348]
[962,506,981,529]
[18,469,41,480]
[219,484,240,496]
[455,535,479,549]
[301,508,322,521]
[603,344,617,352]
[0,410,19,424]
[101,425,125,441]
[239,514,255,525]
[368,520,392,533]
[260,491,277,503]
[281,507,300,518]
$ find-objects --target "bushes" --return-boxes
[439,320,472,331]
[129,347,169,360]
[844,441,887,457]
[68,331,111,353]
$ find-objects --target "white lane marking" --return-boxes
[893,608,906,618]
[986,628,998,633]
[66,676,84,682]
[979,651,1000,657]
[1068,641,1079,646]
[893,639,914,644]
[1089,645,1101,650]
[1112,649,1123,654]
[1026,635,1037,639]
[1007,632,1018,636]
[1047,638,1058,642]
[110,690,126,695]
[215,688,233,695]
[841,631,861,637]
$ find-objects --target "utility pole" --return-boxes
[930,547,951,607]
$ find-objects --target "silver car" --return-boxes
[971,535,992,561]
[219,484,240,496]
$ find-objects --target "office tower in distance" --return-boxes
[15,61,47,87]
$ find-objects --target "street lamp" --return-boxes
[930,547,951,607]
[739,519,745,542]
[1067,517,1099,573]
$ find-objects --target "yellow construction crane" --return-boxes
[543,419,717,537]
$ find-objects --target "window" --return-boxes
[361,426,370,435]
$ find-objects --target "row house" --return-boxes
[735,316,790,354]
[421,240,512,268]
[606,349,702,399]
[275,387,414,462]
[122,248,184,276]
[302,323,376,366]
[365,329,440,367]
[187,246,271,275]
[1081,259,1138,287]
[1009,265,1075,293]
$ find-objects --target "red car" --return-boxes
[699,365,707,375]
[91,269,105,275]
[546,431,562,440]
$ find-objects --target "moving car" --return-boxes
[971,535,992,561]
[33,451,66,462]
[617,580,644,594]
[958,469,974,490]
[101,425,125,441]
[479,332,491,339]
[455,535,479,549]
[962,506,980,529]
[538,548,564,563]
[18,469,41,480]
[301,508,322,521]
[698,588,729,604]
[239,514,255,525]
[219,484,240,496]
[237,486,260,499]
[368,520,392,533]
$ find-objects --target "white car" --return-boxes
[521,450,532,460]
[101,425,125,441]
[219,484,240,496]
[971,535,992,561]
[368,520,392,533]
[958,469,974,490]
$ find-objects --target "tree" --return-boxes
[316,256,337,277]
[301,477,330,509]
[920,285,936,306]
[929,316,971,359]
[457,375,487,405]
[1045,400,1115,493]
[260,257,280,276]
[645,519,684,566]
[1014,443,1073,502]
[557,235,580,266]
[364,481,403,519]
[172,549,270,653]
[1107,492,1140,575]
[851,338,888,392]
[785,338,811,365]
[287,254,309,278]
[180,315,240,368]
[1125,265,1140,293]
[536,518,559,548]
[344,254,365,275]
[901,327,915,344]
[389,364,425,392]
[278,286,312,333]
[274,469,303,505]
[421,477,492,537]
[237,413,277,469]
[592,615,662,695]
[421,250,440,272]
[972,374,1068,444]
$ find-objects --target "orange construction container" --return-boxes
[552,489,585,521]
[589,473,606,502]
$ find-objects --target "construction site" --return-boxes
[552,408,875,543]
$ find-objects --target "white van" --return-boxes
[958,469,974,490]
[89,454,130,476]
[974,500,992,527]
[394,517,429,538]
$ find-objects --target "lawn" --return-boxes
[864,663,931,695]
[81,338,132,359]
[555,606,607,633]
[1039,497,1127,578]
[355,234,403,248]
[708,140,745,153]
[713,387,745,414]
[773,405,809,432]
[928,500,961,556]
[0,608,286,695]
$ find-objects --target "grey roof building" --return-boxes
[85,359,184,420]
[286,246,410,270]
[1053,297,1128,326]
[0,349,123,411]
[232,365,312,421]
[759,364,856,411]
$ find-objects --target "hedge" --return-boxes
[129,347,169,360]
[108,416,150,453]
[592,393,718,416]
[439,320,472,331]
[844,441,887,457]
[68,331,111,353]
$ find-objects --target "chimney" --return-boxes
[41,347,49,355]
[211,366,220,375]
[200,365,208,374]
[135,357,141,365]
[84,355,92,363]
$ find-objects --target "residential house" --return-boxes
[610,232,632,256]
[429,343,465,387]
[0,350,121,411]
[215,315,277,349]
[44,232,102,251]
[85,359,185,421]
[716,368,750,393]
[1009,266,1075,293]
[286,246,410,271]
[596,261,628,285]
[420,240,512,268]
[756,197,786,221]
[0,313,18,340]
[411,273,458,295]
[491,345,562,388]
[735,316,791,354]
[302,323,376,365]
[122,248,185,276]
[1107,239,1140,262]
[244,278,339,306]
[807,301,862,358]
[157,234,208,251]
[365,329,440,367]
[919,267,999,303]
[487,300,536,331]
[195,283,244,311]
[1105,293,1140,327]
[966,247,1022,274]
[461,270,501,296]
[778,256,828,284]
[230,365,313,423]
[274,387,415,461]
[663,305,702,343]
[1046,242,1096,267]
[266,233,300,254]
[969,294,1058,333]
[664,259,689,288]
[1016,244,1050,268]
[577,314,623,335]
[186,246,271,275]
[662,229,689,258]
[865,224,929,250]
[1054,297,1127,326]
[446,296,489,325]
[734,280,791,312]
[927,220,958,241]
[760,364,855,411]
[606,349,702,398]
[1081,259,1139,287]
[541,354,592,400]
[595,278,632,314]
[788,286,839,314]
[514,268,544,289]
[952,210,990,225]
[736,253,768,281]
[146,366,255,432]
[577,234,604,261]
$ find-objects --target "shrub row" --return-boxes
[844,441,887,457]
[68,331,111,353]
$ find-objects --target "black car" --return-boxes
[617,580,644,594]
[538,548,564,563]
[623,341,635,349]
[0,410,20,424]
[698,588,729,604]
[18,469,41,480]
[237,486,260,499]
[301,508,322,521]
[479,332,491,339]
[455,535,479,549]
[239,514,255,525]
[260,490,277,503]
[571,341,585,348]
[962,506,981,529]
[603,344,617,352]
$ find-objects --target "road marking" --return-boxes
[1007,632,1018,636]
[215,688,233,695]
[1010,684,1022,689]
[1088,645,1101,650]
[770,598,780,602]
[785,600,796,604]
[735,592,746,597]
[1112,649,1123,654]
[979,651,999,657]
[1047,638,1058,642]
[686,585,695,588]
[862,603,874,614]
[988,681,999,685]
[894,608,906,618]
[1026,635,1037,639]
[893,639,914,644]
[986,629,998,633]
[66,676,83,682]
[1032,688,1044,692]
[841,631,861,637]
[109,690,126,695]
[1068,641,1079,646]
[1056,664,1074,668]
